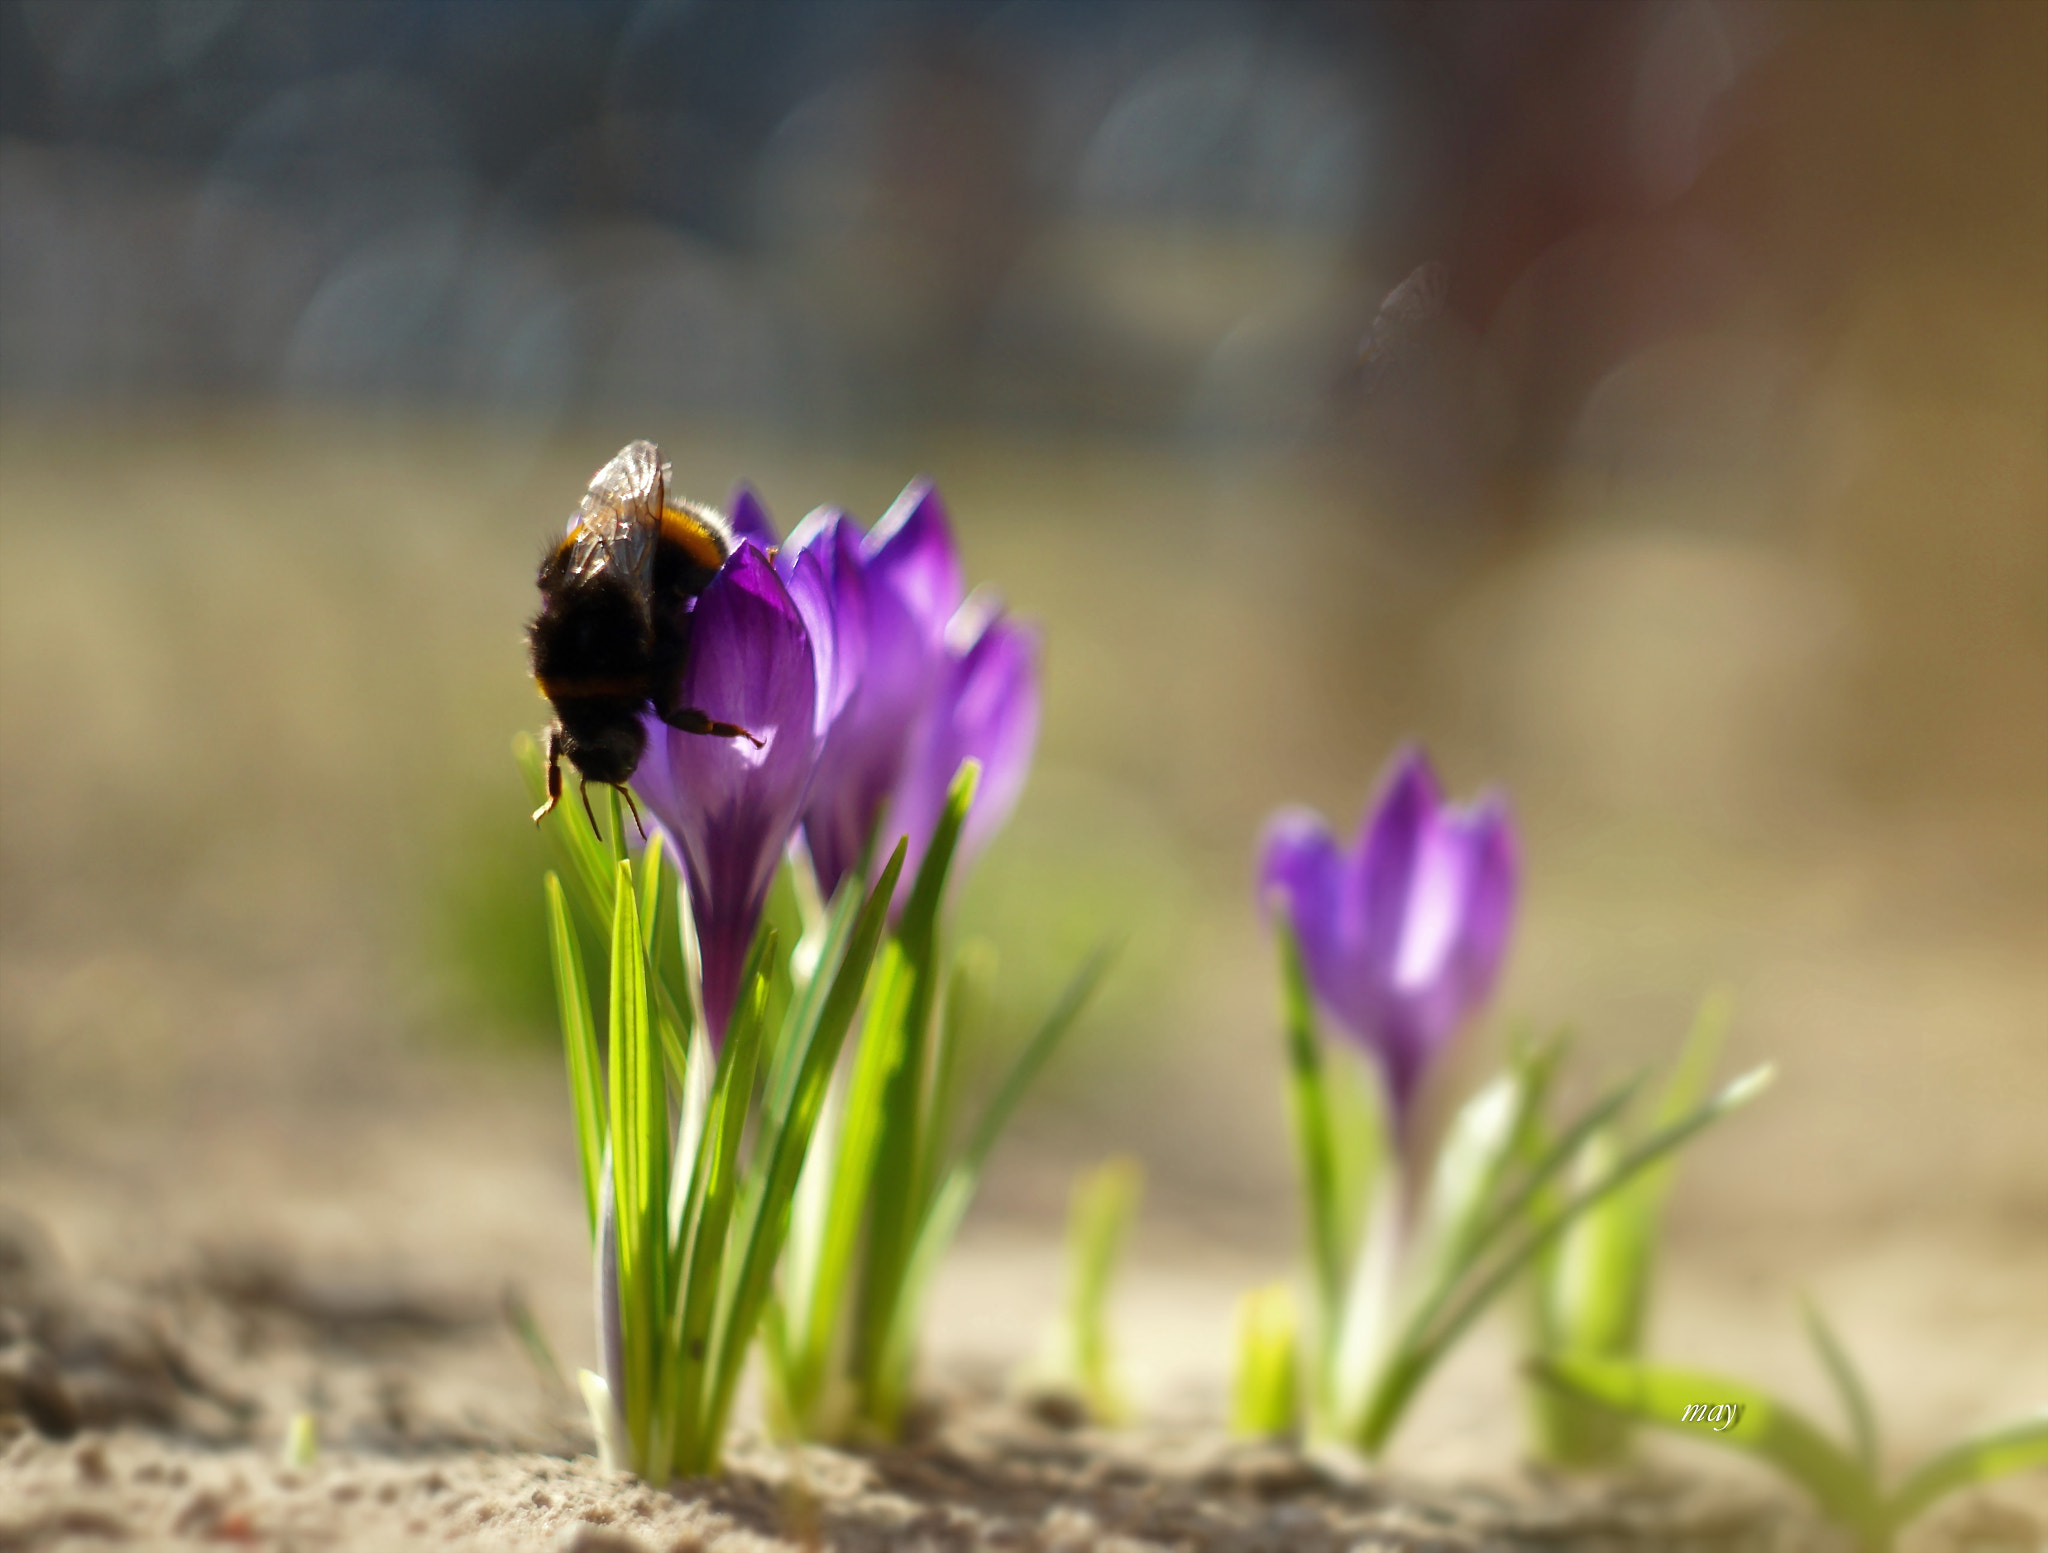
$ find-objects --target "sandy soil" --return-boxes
[3,1143,2042,1553]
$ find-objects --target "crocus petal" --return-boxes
[1347,746,1442,987]
[801,551,939,898]
[885,606,1040,886]
[863,478,962,641]
[777,509,868,735]
[1433,796,1519,1030]
[1258,807,1349,1012]
[632,545,818,1044]
[725,481,779,550]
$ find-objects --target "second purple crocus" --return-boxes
[798,480,963,897]
[885,597,1041,889]
[1258,747,1519,1145]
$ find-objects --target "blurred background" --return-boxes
[2,0,2043,1478]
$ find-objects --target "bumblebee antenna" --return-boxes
[616,784,647,840]
[577,777,603,841]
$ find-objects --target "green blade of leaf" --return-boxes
[606,786,630,868]
[1409,1039,1561,1318]
[605,859,667,1471]
[1886,1409,2048,1531]
[1549,1127,1646,1354]
[1063,1155,1143,1425]
[1801,1295,1881,1484]
[871,943,1114,1433]
[1391,1063,1634,1412]
[545,872,605,1239]
[855,762,980,1420]
[1641,991,1730,1201]
[518,735,619,941]
[1356,1064,1773,1456]
[1232,1282,1301,1439]
[632,829,697,1099]
[663,935,772,1474]
[1528,1126,1641,1470]
[759,880,863,1138]
[790,941,911,1432]
[692,841,909,1473]
[1530,1354,1884,1540]
[916,940,993,1219]
[1543,998,1726,1382]
[1274,910,1346,1337]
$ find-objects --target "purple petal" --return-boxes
[631,546,818,1044]
[777,510,868,734]
[885,607,1039,886]
[726,481,779,550]
[1347,746,1441,985]
[800,552,940,898]
[1436,796,1519,1026]
[863,479,962,641]
[1258,806,1349,1011]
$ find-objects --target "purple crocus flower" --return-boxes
[1258,747,1518,1143]
[798,480,964,896]
[885,596,1041,888]
[631,544,820,1044]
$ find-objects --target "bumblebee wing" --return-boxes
[557,441,665,595]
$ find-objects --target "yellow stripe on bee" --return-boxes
[661,505,730,571]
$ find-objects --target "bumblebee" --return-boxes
[528,440,761,832]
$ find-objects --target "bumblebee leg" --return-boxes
[577,777,603,841]
[616,784,648,840]
[666,706,765,749]
[532,726,564,824]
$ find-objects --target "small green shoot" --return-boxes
[1531,1319,2048,1553]
[1524,993,1731,1467]
[1232,1283,1301,1440]
[1035,1155,1145,1426]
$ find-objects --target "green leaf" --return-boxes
[545,873,605,1239]
[1533,1354,1885,1539]
[758,880,863,1143]
[1060,1155,1143,1425]
[692,841,908,1473]
[871,944,1114,1434]
[1355,1063,1773,1456]
[1274,911,1347,1338]
[605,859,667,1471]
[789,941,913,1434]
[1641,992,1730,1198]
[1386,1061,1631,1423]
[1801,1296,1881,1484]
[917,940,994,1218]
[662,931,772,1475]
[1410,1042,1559,1315]
[854,762,980,1426]
[1887,1409,2048,1531]
[517,734,618,942]
[632,830,695,1099]
[1232,1283,1301,1439]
